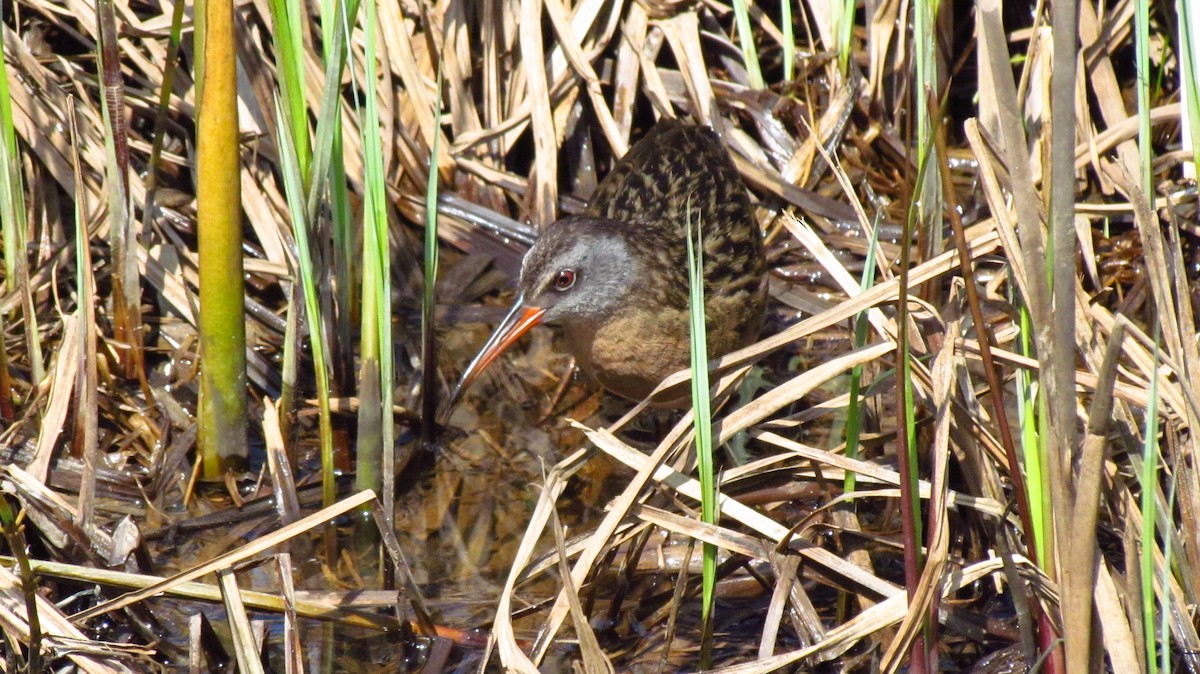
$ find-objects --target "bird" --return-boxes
[447,119,767,410]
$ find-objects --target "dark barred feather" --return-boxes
[585,120,765,309]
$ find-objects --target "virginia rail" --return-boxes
[449,120,766,408]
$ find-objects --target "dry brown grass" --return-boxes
[0,0,1197,671]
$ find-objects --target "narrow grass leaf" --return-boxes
[305,0,361,224]
[837,0,856,74]
[730,0,764,88]
[1135,0,1153,195]
[0,495,39,671]
[1140,331,1161,674]
[899,88,933,669]
[266,0,310,175]
[422,63,444,444]
[0,0,26,289]
[781,0,794,82]
[356,0,390,499]
[914,0,942,262]
[686,203,716,656]
[275,96,335,507]
[1181,0,1200,173]
[323,0,356,417]
[0,1,41,384]
[1017,302,1049,567]
[844,216,882,494]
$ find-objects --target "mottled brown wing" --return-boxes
[586,120,764,308]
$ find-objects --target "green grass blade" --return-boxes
[357,0,392,501]
[310,0,357,419]
[837,0,856,74]
[272,0,358,507]
[367,0,394,523]
[0,494,39,671]
[730,0,764,89]
[322,0,356,419]
[275,95,335,507]
[1014,302,1047,564]
[421,63,443,444]
[1135,0,1152,196]
[1181,0,1200,171]
[844,216,882,494]
[0,311,10,420]
[1140,332,1161,673]
[265,0,310,176]
[0,0,28,291]
[305,0,361,224]
[915,0,942,261]
[899,91,932,669]
[686,202,716,665]
[0,1,42,385]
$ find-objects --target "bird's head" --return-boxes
[517,215,640,324]
[444,216,639,411]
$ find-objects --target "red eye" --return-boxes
[553,269,576,290]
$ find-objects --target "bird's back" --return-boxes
[585,120,764,309]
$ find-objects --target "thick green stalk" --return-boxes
[196,0,248,477]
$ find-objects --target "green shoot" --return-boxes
[731,0,764,88]
[686,202,716,664]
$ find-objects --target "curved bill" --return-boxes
[444,295,547,416]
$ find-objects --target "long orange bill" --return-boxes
[444,296,547,416]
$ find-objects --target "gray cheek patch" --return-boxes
[595,237,636,295]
